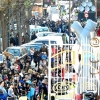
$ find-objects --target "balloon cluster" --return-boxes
[77,0,96,12]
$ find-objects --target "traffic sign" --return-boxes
[84,11,88,14]
[84,11,88,18]
[85,13,88,18]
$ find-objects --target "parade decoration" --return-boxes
[71,19,97,94]
[77,0,96,12]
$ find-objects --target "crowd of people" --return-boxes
[30,17,71,35]
[0,43,49,100]
[0,17,78,100]
[0,41,77,100]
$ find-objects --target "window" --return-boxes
[0,54,3,62]
[51,41,57,44]
[35,40,49,45]
[32,46,41,51]
[38,34,44,37]
[7,49,20,56]
[26,46,41,53]
[22,48,27,55]
[55,34,62,36]
[44,33,51,36]
[24,48,28,53]
[39,28,49,32]
[29,43,43,47]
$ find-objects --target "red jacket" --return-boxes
[16,65,20,71]
[97,29,100,36]
[52,47,57,54]
[62,68,65,78]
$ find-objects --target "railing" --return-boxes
[7,96,27,100]
[48,43,100,100]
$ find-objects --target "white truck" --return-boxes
[47,5,59,22]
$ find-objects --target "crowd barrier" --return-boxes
[48,43,100,100]
[7,97,17,100]
[7,96,27,100]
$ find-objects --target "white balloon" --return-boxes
[87,2,92,7]
[82,2,87,7]
[91,6,96,12]
[79,6,84,12]
[85,6,90,11]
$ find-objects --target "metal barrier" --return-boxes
[7,97,18,100]
[7,96,27,100]
[48,43,100,100]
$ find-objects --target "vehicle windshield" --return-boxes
[38,33,52,37]
[29,43,43,47]
[51,41,57,44]
[39,28,48,32]
[45,33,53,36]
[7,49,20,56]
[54,34,62,36]
[26,46,41,52]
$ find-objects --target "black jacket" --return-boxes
[31,34,37,40]
[39,83,48,95]
[34,51,41,62]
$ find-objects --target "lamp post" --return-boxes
[32,10,37,28]
[25,8,30,34]
[69,0,71,44]
[95,0,97,19]
[8,6,11,46]
[25,9,29,19]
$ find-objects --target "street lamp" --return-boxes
[31,10,37,28]
[69,0,71,44]
[31,10,34,16]
[25,9,29,18]
[94,0,97,18]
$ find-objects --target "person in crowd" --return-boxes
[52,45,57,54]
[18,59,24,70]
[62,33,66,44]
[97,26,100,36]
[8,83,16,97]
[24,33,30,43]
[15,34,19,46]
[51,52,55,68]
[31,32,37,40]
[0,80,8,100]
[6,56,11,69]
[18,82,23,96]
[34,49,41,68]
[30,47,34,61]
[22,34,25,44]
[40,43,48,56]
[26,55,31,65]
[24,61,31,73]
[14,62,21,72]
[27,80,35,100]
[39,78,48,100]
[13,83,19,96]
[41,52,47,60]
[10,34,16,46]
